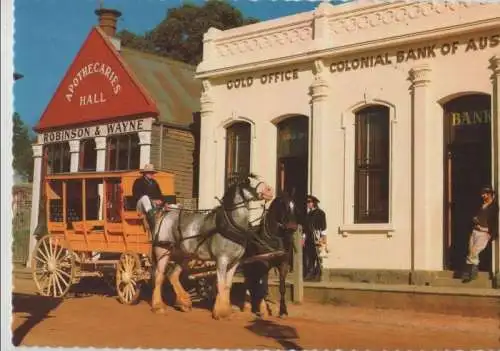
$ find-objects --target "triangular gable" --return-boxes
[35,27,159,132]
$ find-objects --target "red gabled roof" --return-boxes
[34,27,159,132]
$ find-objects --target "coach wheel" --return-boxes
[116,251,142,305]
[31,234,75,298]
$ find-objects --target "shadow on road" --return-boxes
[245,319,303,350]
[12,293,62,346]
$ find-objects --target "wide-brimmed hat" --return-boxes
[481,185,495,194]
[307,195,320,203]
[140,163,157,174]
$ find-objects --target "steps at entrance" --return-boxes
[322,269,494,290]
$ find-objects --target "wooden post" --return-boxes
[293,225,304,303]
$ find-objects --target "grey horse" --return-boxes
[151,174,274,319]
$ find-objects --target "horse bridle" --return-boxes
[218,180,265,212]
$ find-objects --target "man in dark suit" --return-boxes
[303,194,327,281]
[133,163,164,238]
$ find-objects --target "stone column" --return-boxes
[409,64,438,273]
[310,59,330,199]
[95,136,107,220]
[69,140,80,172]
[26,144,43,268]
[489,54,500,287]
[198,79,216,209]
[138,131,151,168]
[310,59,339,263]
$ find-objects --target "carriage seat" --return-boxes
[122,195,178,211]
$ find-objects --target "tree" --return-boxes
[117,0,259,65]
[12,113,35,182]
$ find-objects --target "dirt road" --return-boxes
[11,278,500,349]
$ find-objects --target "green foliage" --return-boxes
[116,0,259,65]
[12,112,35,182]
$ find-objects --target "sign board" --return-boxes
[41,118,152,144]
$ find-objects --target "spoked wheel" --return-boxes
[116,251,142,305]
[31,234,75,298]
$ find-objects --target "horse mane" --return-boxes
[222,172,262,206]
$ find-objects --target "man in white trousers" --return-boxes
[462,185,498,283]
[132,164,164,240]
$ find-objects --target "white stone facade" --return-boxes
[196,1,500,275]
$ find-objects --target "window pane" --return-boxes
[80,139,96,172]
[130,133,140,169]
[225,122,251,188]
[107,137,117,171]
[354,105,389,223]
[62,143,70,172]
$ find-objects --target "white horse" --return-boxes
[151,174,274,319]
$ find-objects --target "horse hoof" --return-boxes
[279,313,288,319]
[177,305,191,312]
[242,302,252,313]
[152,306,167,315]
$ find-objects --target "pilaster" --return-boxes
[138,131,151,168]
[199,79,217,209]
[95,136,107,220]
[69,140,80,173]
[489,54,500,287]
[409,64,440,271]
[26,144,43,268]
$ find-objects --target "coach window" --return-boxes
[106,133,140,171]
[225,121,251,189]
[354,105,390,223]
[79,138,97,172]
[44,142,70,174]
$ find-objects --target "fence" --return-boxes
[12,184,32,265]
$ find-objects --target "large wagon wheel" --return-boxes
[31,234,75,298]
[116,251,142,305]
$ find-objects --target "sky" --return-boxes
[13,0,350,129]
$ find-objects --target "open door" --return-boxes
[444,94,492,272]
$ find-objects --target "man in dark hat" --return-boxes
[462,185,498,283]
[133,163,164,239]
[303,194,327,281]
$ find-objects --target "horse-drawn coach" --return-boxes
[31,170,299,320]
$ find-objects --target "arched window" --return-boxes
[44,142,70,174]
[225,122,251,189]
[79,138,97,172]
[354,105,390,223]
[106,133,140,171]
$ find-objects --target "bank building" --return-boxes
[27,9,200,264]
[195,0,500,286]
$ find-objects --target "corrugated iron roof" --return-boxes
[120,48,201,129]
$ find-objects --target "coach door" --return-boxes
[444,94,492,272]
[276,115,309,210]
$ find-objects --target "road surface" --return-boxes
[10,277,500,349]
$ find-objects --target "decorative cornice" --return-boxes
[196,18,499,80]
[68,140,80,153]
[311,59,329,101]
[216,23,313,57]
[328,1,485,35]
[409,64,431,87]
[490,54,500,76]
[94,136,107,150]
[200,79,214,114]
[138,131,151,145]
[32,144,43,158]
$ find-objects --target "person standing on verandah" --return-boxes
[303,194,328,281]
[462,185,498,283]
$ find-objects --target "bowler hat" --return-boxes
[140,163,157,174]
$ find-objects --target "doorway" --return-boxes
[276,115,309,211]
[444,94,492,272]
